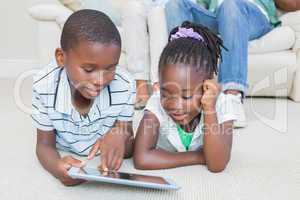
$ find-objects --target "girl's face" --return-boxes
[56,41,121,100]
[159,63,208,125]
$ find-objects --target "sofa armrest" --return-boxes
[147,5,168,83]
[28,4,73,28]
[289,50,300,102]
[280,10,300,52]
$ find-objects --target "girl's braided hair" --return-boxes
[159,21,226,77]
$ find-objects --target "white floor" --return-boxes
[1,78,300,200]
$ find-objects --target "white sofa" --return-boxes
[28,1,300,101]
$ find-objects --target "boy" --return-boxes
[31,9,135,186]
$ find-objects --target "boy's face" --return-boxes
[56,41,121,99]
[159,64,207,126]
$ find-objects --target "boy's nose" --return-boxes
[93,77,101,85]
[93,72,103,85]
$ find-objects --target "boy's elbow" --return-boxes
[124,155,132,159]
[124,143,133,158]
[124,151,133,159]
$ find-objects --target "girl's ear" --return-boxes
[55,48,65,68]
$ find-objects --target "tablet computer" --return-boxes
[68,167,180,190]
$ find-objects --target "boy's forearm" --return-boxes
[134,149,206,170]
[36,143,61,178]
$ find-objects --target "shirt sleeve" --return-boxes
[31,89,54,131]
[195,0,209,8]
[117,78,136,122]
[145,91,165,124]
[216,93,238,124]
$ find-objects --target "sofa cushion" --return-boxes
[248,51,297,96]
[114,27,129,70]
[28,4,72,21]
[280,10,300,31]
[249,26,295,54]
[58,0,128,26]
[58,0,83,11]
[280,10,300,51]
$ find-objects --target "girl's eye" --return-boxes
[161,93,176,100]
[84,68,94,73]
[182,95,193,100]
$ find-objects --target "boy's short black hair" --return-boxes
[61,9,121,51]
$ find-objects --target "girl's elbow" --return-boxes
[207,158,230,173]
[133,156,150,170]
[207,164,227,173]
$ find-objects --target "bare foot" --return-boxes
[152,82,160,92]
[224,89,241,95]
[135,80,149,110]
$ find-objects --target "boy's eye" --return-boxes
[106,65,116,72]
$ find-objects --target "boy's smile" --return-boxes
[55,41,121,100]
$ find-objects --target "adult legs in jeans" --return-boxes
[216,0,272,95]
[165,0,272,95]
[216,0,272,127]
[165,0,218,37]
[122,0,151,109]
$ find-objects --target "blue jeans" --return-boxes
[165,0,272,94]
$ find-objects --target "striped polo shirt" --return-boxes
[31,61,136,156]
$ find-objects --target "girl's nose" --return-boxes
[169,97,184,110]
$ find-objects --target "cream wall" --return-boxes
[0,0,56,78]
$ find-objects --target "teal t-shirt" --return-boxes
[196,0,281,27]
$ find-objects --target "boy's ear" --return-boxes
[55,48,65,68]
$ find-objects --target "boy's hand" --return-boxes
[88,128,127,171]
[55,156,85,186]
[201,79,221,112]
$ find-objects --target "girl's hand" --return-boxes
[55,156,85,186]
[201,79,221,111]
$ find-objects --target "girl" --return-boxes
[133,21,237,172]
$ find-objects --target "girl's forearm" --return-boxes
[203,109,230,171]
[134,149,206,170]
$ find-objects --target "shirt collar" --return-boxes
[166,113,204,152]
[54,68,73,115]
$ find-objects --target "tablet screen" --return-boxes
[79,167,170,185]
